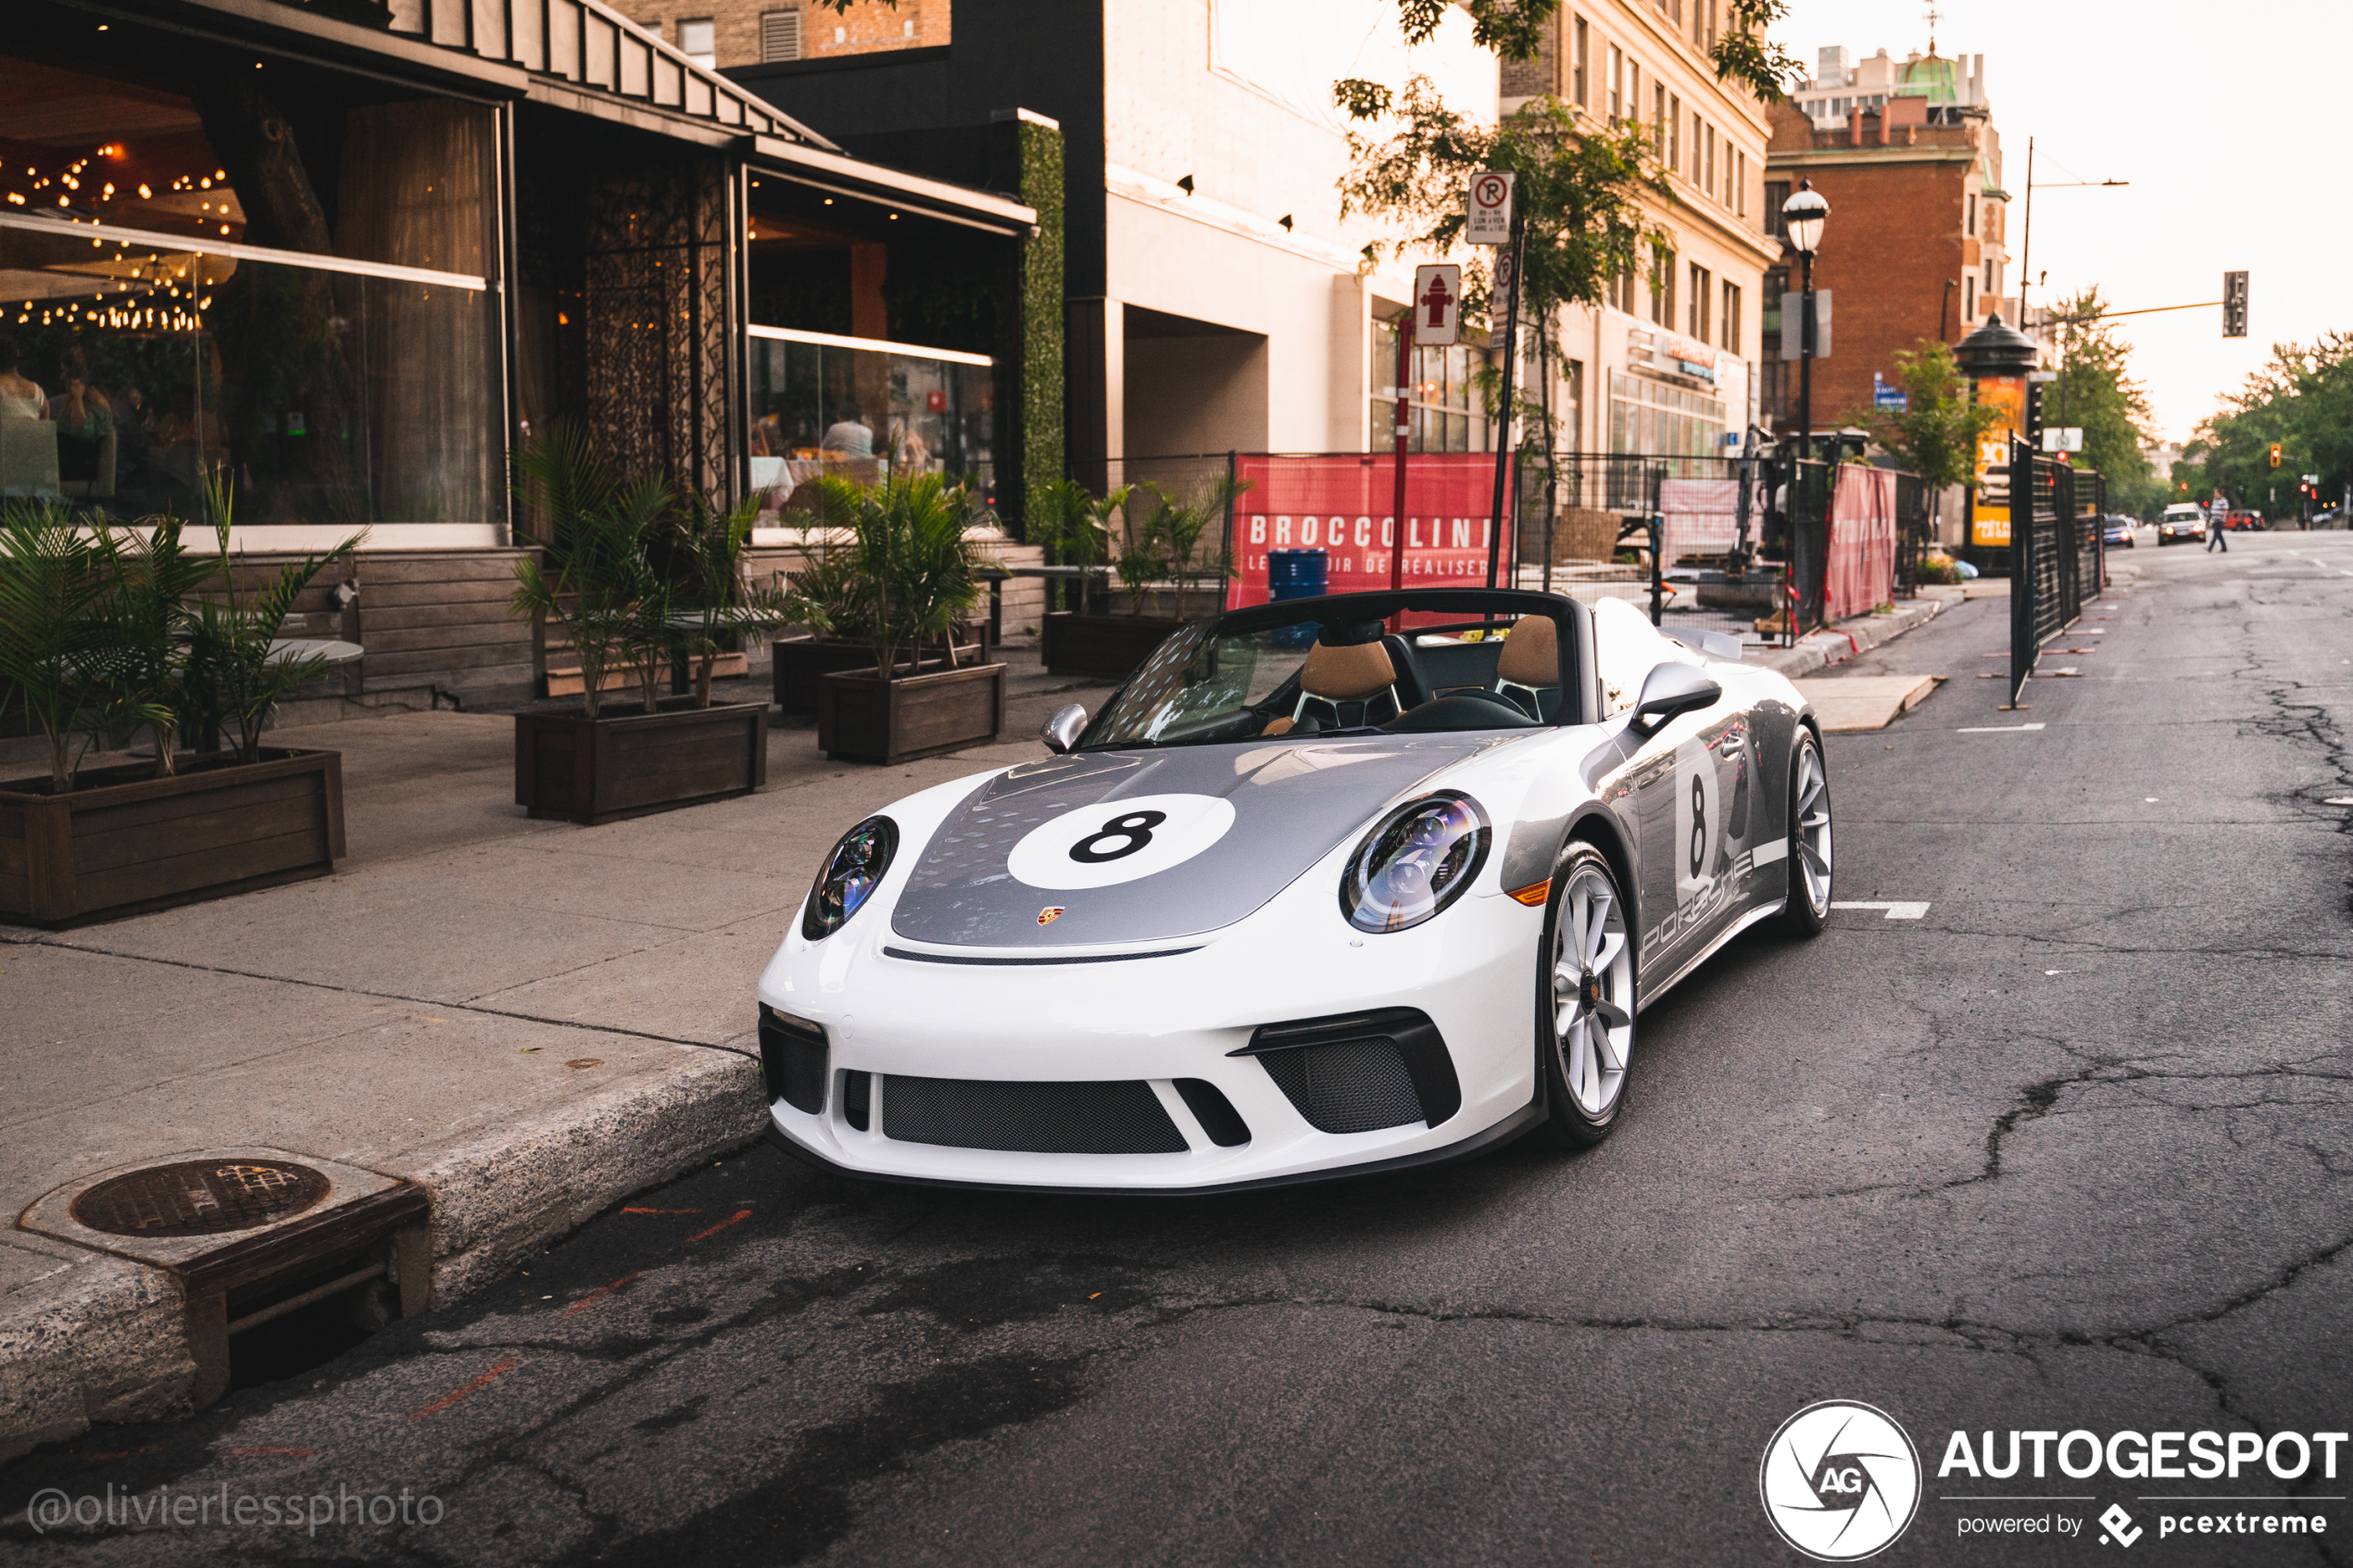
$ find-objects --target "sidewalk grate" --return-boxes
[69,1160,332,1238]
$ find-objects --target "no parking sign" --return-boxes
[1466,170,1514,245]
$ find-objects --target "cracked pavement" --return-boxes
[4,532,2350,1564]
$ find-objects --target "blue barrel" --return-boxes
[1267,548,1327,646]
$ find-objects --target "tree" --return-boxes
[1372,0,1804,100]
[2176,332,2353,520]
[1846,340,2002,491]
[2041,287,2162,518]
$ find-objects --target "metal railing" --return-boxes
[2007,443,2103,707]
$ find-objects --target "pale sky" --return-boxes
[1774,0,2353,442]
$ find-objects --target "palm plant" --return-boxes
[810,471,986,681]
[510,425,672,720]
[1028,478,1130,614]
[0,499,113,793]
[1134,474,1249,620]
[180,477,362,765]
[86,516,216,777]
[669,492,822,707]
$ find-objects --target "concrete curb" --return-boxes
[1752,587,1964,679]
[1,1047,765,1463]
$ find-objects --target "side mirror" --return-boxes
[1630,662,1722,734]
[1039,703,1088,755]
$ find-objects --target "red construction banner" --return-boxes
[1227,452,1515,612]
[1825,463,1898,622]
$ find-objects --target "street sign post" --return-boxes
[1778,291,1831,359]
[1411,264,1461,345]
[1466,171,1515,245]
[2040,427,2083,454]
[2223,270,2248,338]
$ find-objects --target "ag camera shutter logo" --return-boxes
[1759,1400,1922,1561]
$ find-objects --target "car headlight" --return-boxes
[1340,792,1491,934]
[802,816,899,941]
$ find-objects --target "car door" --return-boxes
[1628,684,1749,986]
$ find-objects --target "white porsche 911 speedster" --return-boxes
[756,587,1831,1192]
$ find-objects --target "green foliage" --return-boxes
[182,479,361,765]
[2175,331,2353,521]
[0,501,113,792]
[2042,288,2164,520]
[1027,478,1129,612]
[87,516,217,774]
[1846,340,2003,491]
[809,472,988,681]
[1017,117,1066,540]
[1339,81,1665,327]
[1708,0,1806,102]
[510,424,675,719]
[1129,475,1250,620]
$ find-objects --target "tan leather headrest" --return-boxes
[1497,615,1559,685]
[1300,637,1396,701]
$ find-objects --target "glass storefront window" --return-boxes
[2,217,497,524]
[0,62,498,527]
[1607,369,1726,457]
[1370,318,1493,453]
[746,328,994,522]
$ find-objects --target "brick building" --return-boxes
[610,0,944,70]
[1759,49,2008,438]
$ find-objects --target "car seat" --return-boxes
[1263,636,1402,734]
[1494,616,1561,720]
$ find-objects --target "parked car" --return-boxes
[2227,509,2268,532]
[757,589,1833,1190]
[2102,515,2136,548]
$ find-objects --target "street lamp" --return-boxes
[1781,179,1829,463]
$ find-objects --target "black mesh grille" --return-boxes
[882,1077,1189,1154]
[1257,1037,1426,1134]
[758,1009,826,1114]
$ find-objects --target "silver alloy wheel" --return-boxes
[1552,864,1634,1117]
[1794,740,1832,914]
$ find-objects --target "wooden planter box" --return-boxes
[1038,612,1188,681]
[774,639,884,715]
[547,651,747,698]
[514,699,768,825]
[0,749,346,930]
[816,662,1005,765]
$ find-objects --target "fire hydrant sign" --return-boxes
[1412,264,1461,345]
[1466,170,1514,245]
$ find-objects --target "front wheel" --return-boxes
[1780,729,1832,935]
[1534,843,1637,1148]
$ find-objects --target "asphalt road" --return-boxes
[6,530,2350,1567]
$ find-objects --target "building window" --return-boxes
[1736,150,1747,216]
[1764,179,1791,240]
[1702,122,1715,198]
[1689,264,1711,341]
[1668,94,1680,171]
[1967,193,1977,235]
[1706,0,1718,47]
[1372,318,1494,452]
[1722,282,1741,355]
[677,16,715,68]
[1574,19,1589,108]
[761,8,803,59]
[1609,369,1726,456]
[1965,277,1975,319]
[1650,249,1676,327]
[1609,46,1622,122]
[1654,83,1667,159]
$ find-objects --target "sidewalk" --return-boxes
[0,646,1122,1461]
[1,590,1969,1461]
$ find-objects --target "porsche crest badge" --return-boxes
[1037,907,1064,926]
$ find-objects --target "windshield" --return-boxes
[1076,601,1568,751]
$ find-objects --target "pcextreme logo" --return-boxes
[1760,1400,1924,1561]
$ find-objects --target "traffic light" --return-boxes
[2024,382,2045,444]
[2269,443,2283,469]
[2224,271,2249,337]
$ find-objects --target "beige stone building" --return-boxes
[1503,1,1780,458]
[610,0,945,69]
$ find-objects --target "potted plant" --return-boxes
[508,427,786,825]
[0,489,357,929]
[1037,475,1243,680]
[811,472,1004,765]
[771,542,884,716]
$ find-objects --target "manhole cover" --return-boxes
[69,1160,331,1238]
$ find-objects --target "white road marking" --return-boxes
[1957,723,2045,733]
[1831,901,1931,920]
[2327,797,2353,807]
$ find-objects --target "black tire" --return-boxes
[1533,841,1636,1149]
[1780,728,1832,935]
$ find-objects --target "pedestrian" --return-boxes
[2205,505,2228,553]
